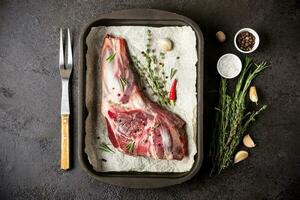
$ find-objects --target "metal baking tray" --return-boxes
[78,9,204,188]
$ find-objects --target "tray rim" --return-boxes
[78,8,204,188]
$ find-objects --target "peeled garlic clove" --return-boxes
[243,134,256,148]
[249,86,258,105]
[234,150,249,164]
[159,38,173,52]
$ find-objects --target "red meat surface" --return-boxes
[100,35,187,160]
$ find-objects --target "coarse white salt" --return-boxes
[217,54,242,79]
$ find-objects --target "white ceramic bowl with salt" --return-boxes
[217,53,242,79]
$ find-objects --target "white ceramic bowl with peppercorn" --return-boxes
[234,28,260,53]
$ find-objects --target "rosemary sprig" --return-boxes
[106,53,116,62]
[210,57,268,175]
[153,123,161,129]
[170,68,177,79]
[126,141,135,153]
[119,77,128,91]
[99,143,115,153]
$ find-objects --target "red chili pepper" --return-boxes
[169,79,177,105]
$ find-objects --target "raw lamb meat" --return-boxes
[100,35,187,160]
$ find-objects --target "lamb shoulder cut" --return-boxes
[100,35,187,160]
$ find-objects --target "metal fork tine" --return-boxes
[59,28,64,69]
[67,28,72,68]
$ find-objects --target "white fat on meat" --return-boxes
[160,126,173,160]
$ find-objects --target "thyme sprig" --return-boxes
[210,57,268,175]
[132,30,169,106]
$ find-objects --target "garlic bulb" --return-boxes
[249,86,258,105]
[243,134,256,148]
[159,38,173,52]
[234,150,249,164]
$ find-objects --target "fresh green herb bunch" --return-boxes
[132,30,169,106]
[210,57,268,175]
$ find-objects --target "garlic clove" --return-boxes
[249,86,258,105]
[234,150,249,164]
[243,134,256,148]
[159,38,173,52]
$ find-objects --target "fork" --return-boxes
[59,28,73,170]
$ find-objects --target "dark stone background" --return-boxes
[0,0,299,199]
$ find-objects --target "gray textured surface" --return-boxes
[0,0,299,199]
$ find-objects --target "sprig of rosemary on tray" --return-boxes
[98,143,115,153]
[132,29,169,106]
[106,52,116,63]
[119,76,128,91]
[210,57,268,175]
[170,68,177,79]
[126,141,135,153]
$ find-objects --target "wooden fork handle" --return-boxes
[60,114,70,170]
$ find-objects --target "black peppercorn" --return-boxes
[236,31,255,51]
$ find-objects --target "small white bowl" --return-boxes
[234,28,260,54]
[217,53,242,79]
